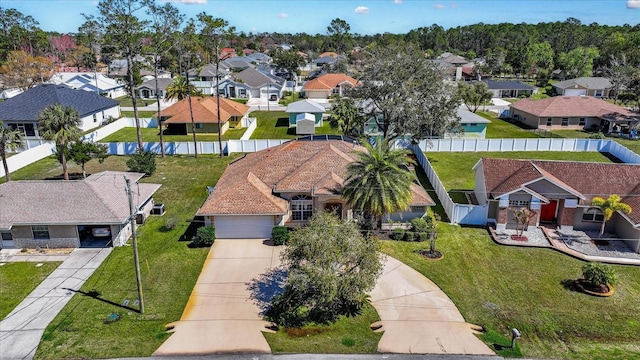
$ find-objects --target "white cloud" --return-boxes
[628,0,640,8]
[433,3,446,9]
[394,0,403,4]
[450,3,458,8]
[277,13,288,18]
[354,6,370,14]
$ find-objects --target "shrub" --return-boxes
[271,226,289,245]
[404,231,415,242]
[411,217,431,233]
[126,149,156,175]
[417,232,429,242]
[582,262,618,287]
[192,226,215,247]
[588,132,606,139]
[162,216,178,231]
[392,228,405,241]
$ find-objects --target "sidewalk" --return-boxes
[0,247,112,360]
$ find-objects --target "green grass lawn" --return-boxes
[22,154,239,359]
[120,111,158,118]
[427,151,615,203]
[481,112,540,139]
[249,111,342,139]
[0,262,61,319]
[550,129,640,155]
[115,96,155,107]
[100,127,246,142]
[264,303,382,354]
[381,224,640,359]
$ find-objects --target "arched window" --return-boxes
[291,195,313,221]
[582,207,604,222]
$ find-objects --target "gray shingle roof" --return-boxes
[0,84,119,121]
[483,80,536,90]
[285,100,326,113]
[137,78,174,91]
[234,68,283,88]
[553,77,612,90]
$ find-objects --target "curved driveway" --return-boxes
[370,256,495,355]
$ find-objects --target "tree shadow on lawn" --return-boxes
[275,117,290,127]
[246,267,287,316]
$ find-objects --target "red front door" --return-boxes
[540,200,558,222]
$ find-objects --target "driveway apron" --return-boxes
[370,256,495,355]
[0,248,112,360]
[154,240,282,355]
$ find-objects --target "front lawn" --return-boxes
[23,154,239,359]
[120,111,158,118]
[115,96,155,107]
[427,151,615,203]
[481,112,540,139]
[0,262,61,319]
[249,111,342,139]
[264,303,382,354]
[100,127,246,143]
[381,224,640,359]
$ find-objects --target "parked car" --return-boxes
[91,227,111,238]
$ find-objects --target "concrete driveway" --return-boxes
[0,247,112,360]
[154,240,282,356]
[370,256,495,355]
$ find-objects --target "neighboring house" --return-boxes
[50,72,127,98]
[159,96,250,135]
[473,158,640,253]
[0,84,121,147]
[136,78,174,99]
[552,77,612,97]
[247,52,271,64]
[483,80,536,98]
[433,53,473,81]
[197,138,434,239]
[448,108,492,138]
[218,68,285,101]
[0,88,23,100]
[286,99,327,128]
[0,171,160,249]
[302,73,357,100]
[509,96,640,132]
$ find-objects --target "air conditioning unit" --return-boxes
[151,203,165,216]
[136,213,146,224]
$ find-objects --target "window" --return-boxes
[196,123,204,129]
[291,195,313,221]
[594,90,604,97]
[411,206,427,213]
[93,114,97,123]
[546,118,553,126]
[509,200,530,207]
[561,118,569,126]
[10,123,36,137]
[32,225,50,239]
[582,208,605,222]
[332,87,340,95]
[1,232,12,241]
[579,117,586,126]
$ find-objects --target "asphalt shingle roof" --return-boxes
[509,96,635,118]
[285,99,326,113]
[483,80,536,90]
[0,84,119,121]
[553,77,612,90]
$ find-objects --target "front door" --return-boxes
[540,200,558,222]
[324,203,343,219]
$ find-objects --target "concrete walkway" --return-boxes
[0,247,112,360]
[369,256,495,355]
[154,240,281,356]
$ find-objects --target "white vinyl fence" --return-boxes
[102,139,291,156]
[83,117,157,143]
[240,118,258,140]
[0,142,56,179]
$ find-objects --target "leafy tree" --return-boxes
[0,50,53,90]
[458,81,493,113]
[126,149,156,175]
[98,0,149,151]
[558,47,599,79]
[582,262,618,288]
[65,141,109,179]
[526,41,554,77]
[326,18,352,68]
[37,105,82,181]
[266,212,383,327]
[0,121,24,182]
[590,195,631,236]
[0,7,42,61]
[342,140,414,229]
[328,98,364,137]
[271,47,305,95]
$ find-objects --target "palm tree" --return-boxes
[329,98,364,137]
[343,140,414,229]
[0,121,24,182]
[591,195,632,236]
[166,76,202,158]
[37,104,82,180]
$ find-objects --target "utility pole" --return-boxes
[125,176,145,314]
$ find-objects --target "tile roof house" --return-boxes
[302,73,358,100]
[159,96,250,135]
[509,96,639,132]
[0,171,160,249]
[473,158,640,253]
[0,84,120,148]
[552,77,612,98]
[197,138,434,239]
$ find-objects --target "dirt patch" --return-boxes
[19,248,75,255]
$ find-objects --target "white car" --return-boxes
[91,227,111,238]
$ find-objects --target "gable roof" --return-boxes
[509,96,636,118]
[198,139,434,216]
[303,73,357,91]
[483,80,536,90]
[480,158,640,224]
[160,96,249,124]
[285,99,326,113]
[137,78,174,91]
[234,68,283,88]
[553,77,612,90]
[0,84,119,121]
[51,72,123,92]
[457,107,491,124]
[0,171,160,230]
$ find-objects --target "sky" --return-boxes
[3,0,640,35]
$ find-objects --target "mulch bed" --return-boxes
[419,249,444,260]
[574,278,614,297]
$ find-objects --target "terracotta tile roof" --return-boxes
[509,96,635,118]
[160,97,249,124]
[197,140,434,216]
[303,73,357,91]
[0,172,160,230]
[480,158,640,224]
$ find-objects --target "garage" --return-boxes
[214,215,275,239]
[564,89,586,96]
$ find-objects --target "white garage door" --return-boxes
[214,216,275,239]
[564,89,586,96]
